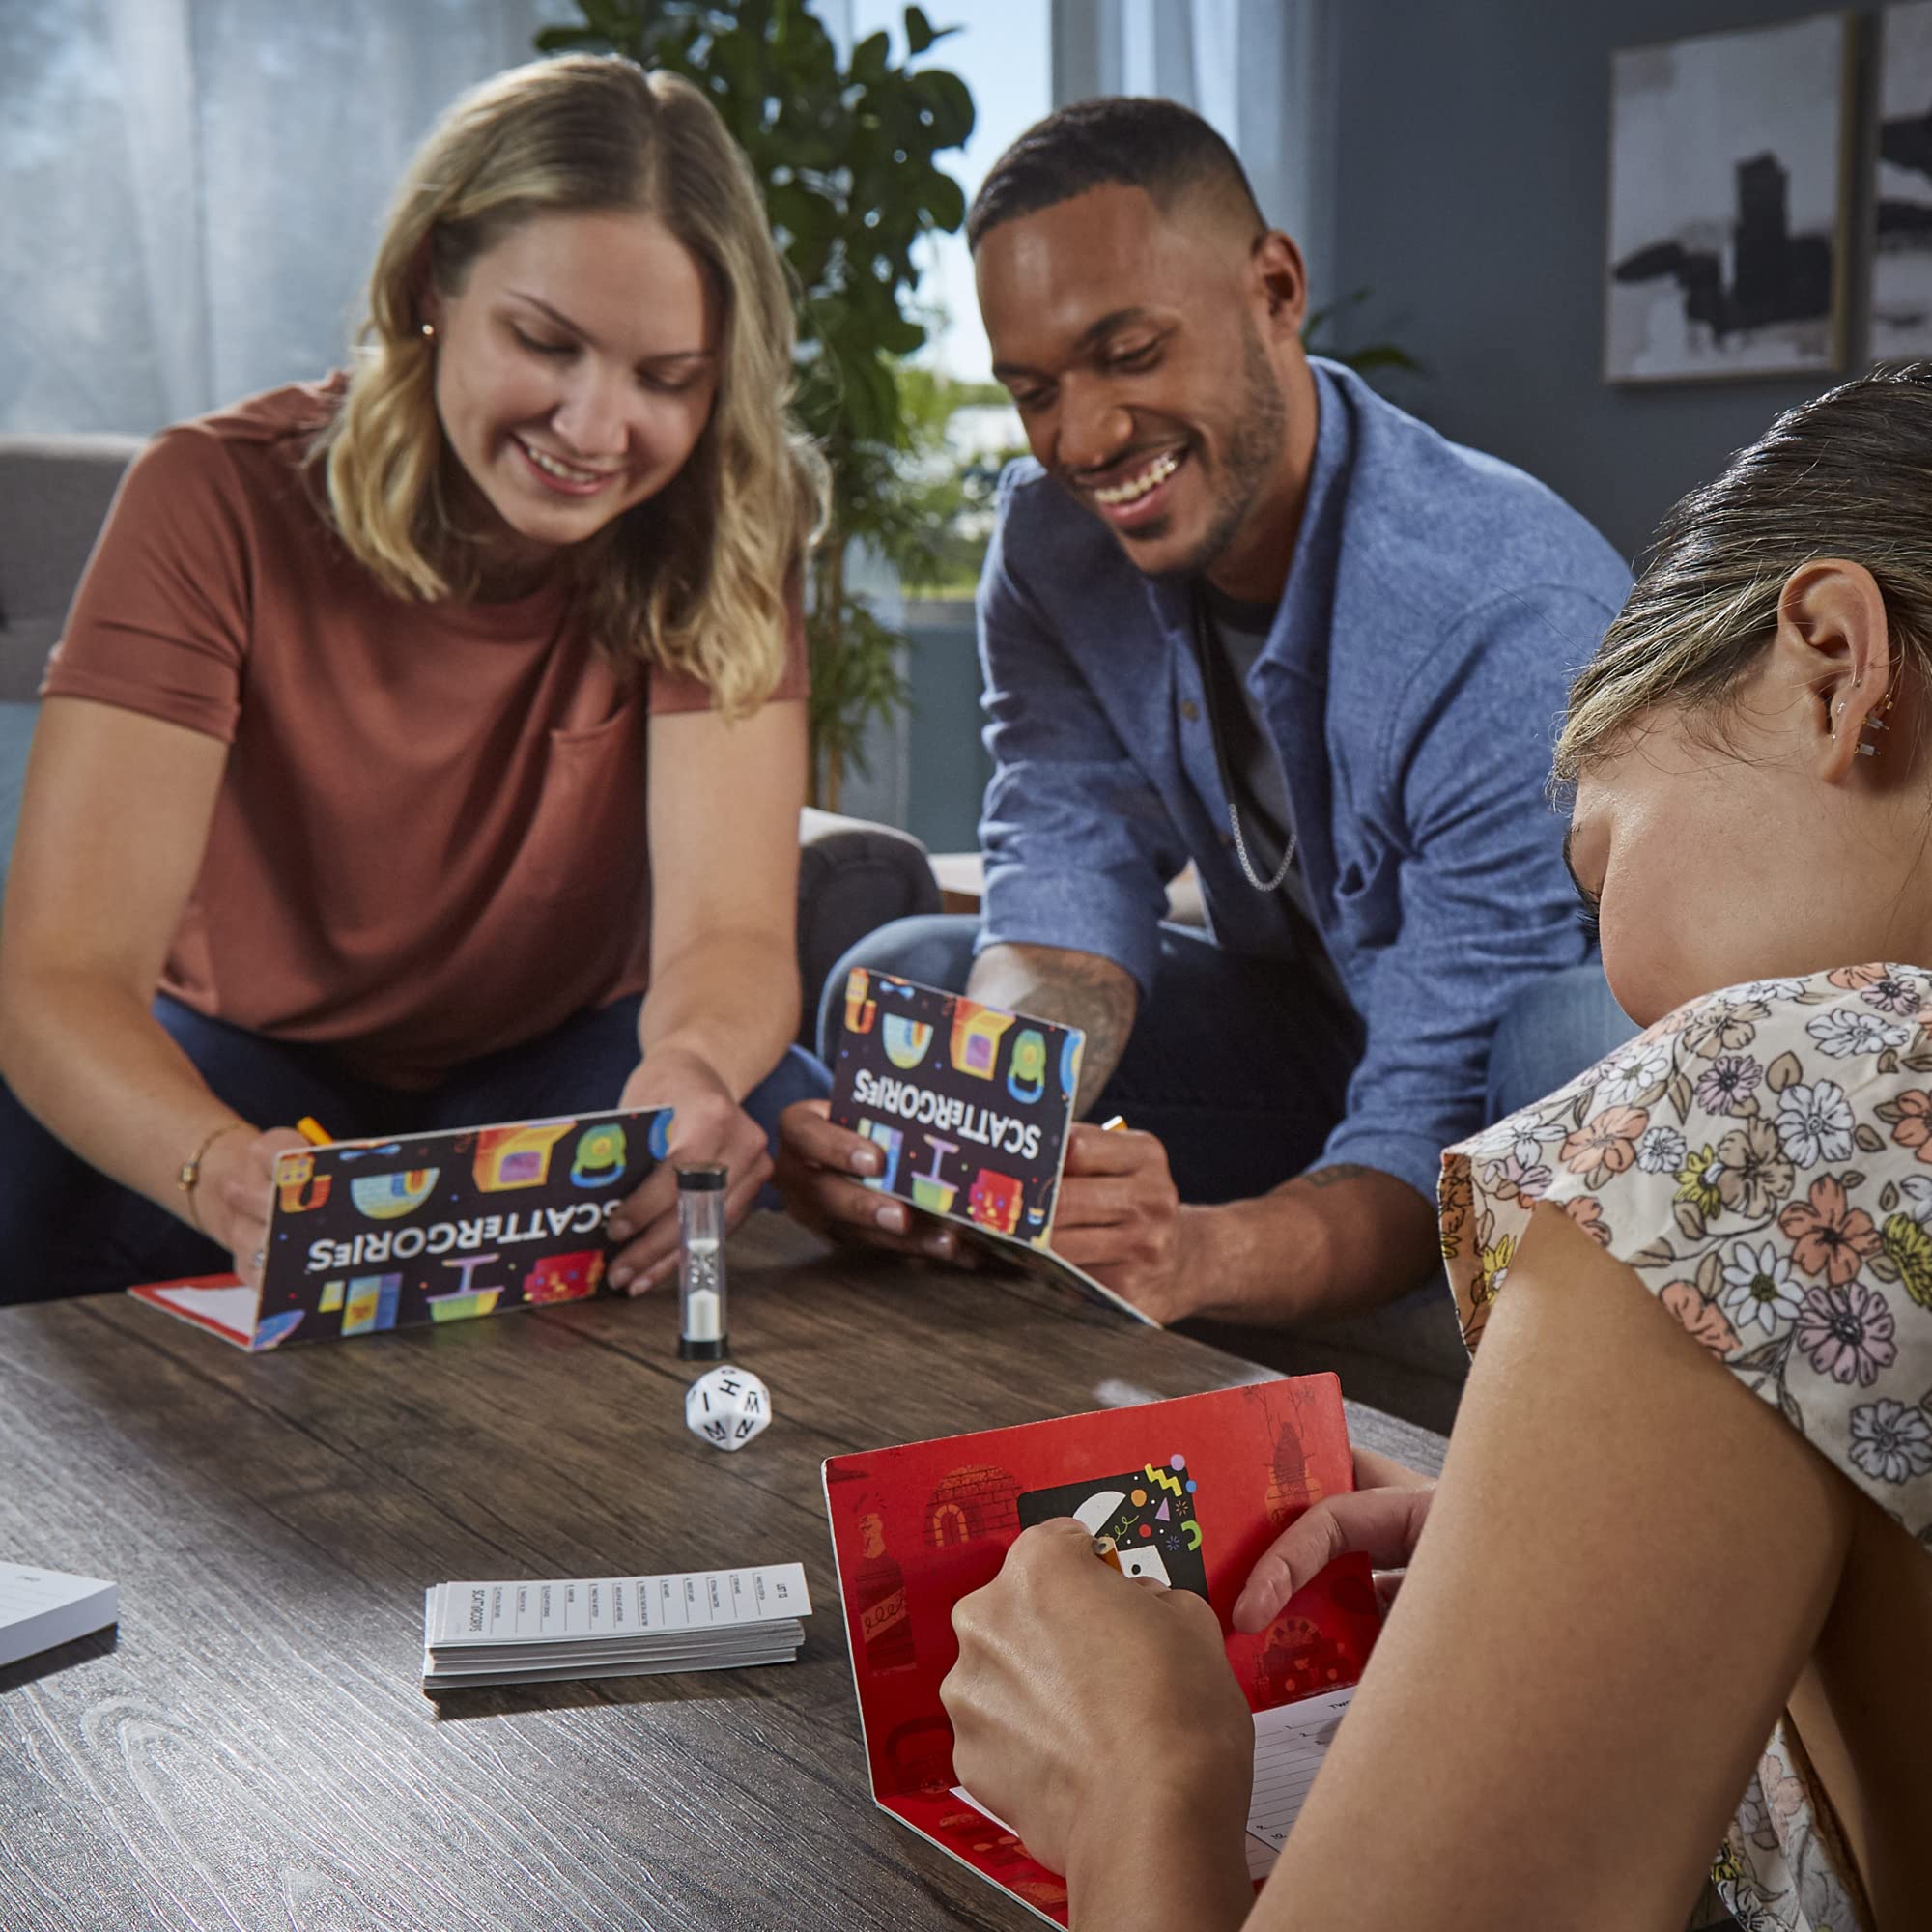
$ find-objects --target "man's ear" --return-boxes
[1771,558,1894,780]
[1253,230,1308,339]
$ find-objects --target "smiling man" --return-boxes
[778,98,1634,1337]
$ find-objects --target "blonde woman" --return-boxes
[0,56,827,1304]
[942,367,1932,1930]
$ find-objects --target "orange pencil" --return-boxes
[296,1116,332,1147]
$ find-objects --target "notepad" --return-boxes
[420,1563,812,1690]
[0,1561,118,1671]
[949,1681,1356,1887]
[1243,1683,1357,1868]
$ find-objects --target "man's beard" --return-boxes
[1143,321,1288,583]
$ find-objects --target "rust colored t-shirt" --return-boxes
[43,380,805,1088]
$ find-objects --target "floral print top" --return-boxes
[1441,965,1932,1932]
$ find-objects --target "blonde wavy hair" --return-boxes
[1555,362,1932,787]
[313,54,826,716]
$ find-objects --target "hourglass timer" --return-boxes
[676,1163,728,1361]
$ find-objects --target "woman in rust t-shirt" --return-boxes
[0,58,829,1303]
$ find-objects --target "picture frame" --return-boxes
[1871,0,1932,361]
[1604,12,1854,384]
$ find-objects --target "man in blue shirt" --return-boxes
[778,98,1634,1329]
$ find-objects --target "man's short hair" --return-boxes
[967,97,1264,252]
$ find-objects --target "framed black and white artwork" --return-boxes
[1872,1,1932,361]
[1605,13,1852,384]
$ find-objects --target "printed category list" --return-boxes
[429,1564,810,1647]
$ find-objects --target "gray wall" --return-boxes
[903,601,997,854]
[1326,0,1879,562]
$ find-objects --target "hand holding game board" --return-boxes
[806,970,1155,1322]
[194,1122,316,1289]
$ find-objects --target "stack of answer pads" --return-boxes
[420,1562,810,1690]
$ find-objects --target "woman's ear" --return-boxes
[1771,559,1894,781]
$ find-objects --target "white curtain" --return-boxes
[1049,0,1336,306]
[1,0,576,435]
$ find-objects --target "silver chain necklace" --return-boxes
[1228,799,1297,893]
[1192,585,1298,894]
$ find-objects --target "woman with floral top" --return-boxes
[938,366,1932,1930]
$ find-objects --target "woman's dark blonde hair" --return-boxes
[314,54,826,715]
[1556,361,1932,784]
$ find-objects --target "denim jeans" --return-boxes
[820,919,1639,1208]
[1484,961,1639,1122]
[0,994,829,1304]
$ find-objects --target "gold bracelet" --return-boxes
[178,1121,247,1233]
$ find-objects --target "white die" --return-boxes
[685,1363,771,1452]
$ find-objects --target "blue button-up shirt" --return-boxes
[975,358,1632,1204]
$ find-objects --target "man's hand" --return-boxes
[1232,1447,1435,1633]
[206,1125,305,1288]
[1048,1122,1215,1323]
[941,1520,1254,1918]
[603,1050,771,1294]
[772,1099,962,1263]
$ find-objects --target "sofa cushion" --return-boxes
[796,807,941,1042]
[0,702,39,900]
[0,435,142,703]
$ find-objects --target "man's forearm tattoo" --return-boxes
[968,944,1138,1116]
[1294,1162,1379,1191]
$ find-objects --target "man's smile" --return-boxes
[1091,448,1183,505]
[1078,445,1190,528]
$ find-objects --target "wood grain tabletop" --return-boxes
[0,1213,1446,1932]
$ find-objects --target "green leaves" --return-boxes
[1301,287,1422,385]
[903,6,958,57]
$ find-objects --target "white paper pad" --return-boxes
[0,1561,119,1670]
[420,1563,811,1690]
[1245,1683,1357,1855]
[145,1282,259,1337]
[950,1681,1358,1888]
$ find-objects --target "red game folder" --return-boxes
[823,1377,1380,1925]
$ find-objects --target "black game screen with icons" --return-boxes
[827,969,1084,1248]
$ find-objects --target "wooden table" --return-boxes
[0,1215,1445,1932]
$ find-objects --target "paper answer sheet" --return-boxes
[0,1561,119,1670]
[426,1563,810,1648]
[141,1282,257,1337]
[952,1682,1357,1887]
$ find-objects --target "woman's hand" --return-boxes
[603,1049,771,1294]
[203,1124,306,1288]
[1232,1447,1436,1633]
[940,1520,1255,1911]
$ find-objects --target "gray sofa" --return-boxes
[0,434,940,1045]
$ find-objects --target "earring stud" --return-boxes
[420,321,436,341]
[1857,683,1897,758]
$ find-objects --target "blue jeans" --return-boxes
[821,919,1637,1207]
[1485,962,1638,1122]
[0,995,828,1305]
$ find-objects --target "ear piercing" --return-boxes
[1831,673,1897,755]
[1857,682,1896,757]
[419,321,437,341]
